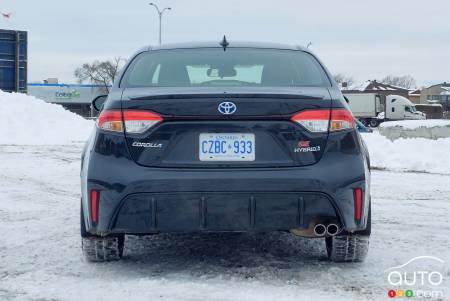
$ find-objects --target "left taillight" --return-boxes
[291,108,355,133]
[97,110,163,134]
[97,110,123,132]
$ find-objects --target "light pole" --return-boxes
[149,2,171,45]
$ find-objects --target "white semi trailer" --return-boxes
[344,93,426,127]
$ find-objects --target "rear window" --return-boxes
[121,48,330,88]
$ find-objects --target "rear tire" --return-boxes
[326,200,371,262]
[82,235,124,262]
[326,235,369,262]
[80,200,124,262]
[369,119,379,127]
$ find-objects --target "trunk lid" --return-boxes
[121,87,332,168]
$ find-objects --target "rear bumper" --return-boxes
[112,192,338,233]
[81,131,370,235]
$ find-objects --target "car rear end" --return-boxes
[80,44,371,262]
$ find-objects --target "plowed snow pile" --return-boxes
[0,90,93,145]
[361,132,450,174]
[380,119,450,129]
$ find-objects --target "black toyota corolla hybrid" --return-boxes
[80,41,371,262]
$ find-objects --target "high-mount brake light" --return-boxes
[291,109,355,133]
[97,110,163,133]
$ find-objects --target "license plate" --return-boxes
[199,133,255,161]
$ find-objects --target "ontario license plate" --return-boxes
[199,133,255,161]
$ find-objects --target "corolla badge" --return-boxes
[218,101,237,115]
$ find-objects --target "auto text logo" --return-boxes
[385,256,446,299]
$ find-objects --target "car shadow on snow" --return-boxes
[99,232,362,281]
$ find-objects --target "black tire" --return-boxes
[326,234,369,262]
[82,235,124,262]
[326,200,371,262]
[80,200,124,262]
[369,119,379,128]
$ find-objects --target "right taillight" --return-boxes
[329,109,355,132]
[97,110,163,133]
[291,109,354,133]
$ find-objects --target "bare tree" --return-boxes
[74,57,125,92]
[333,73,355,89]
[380,75,417,89]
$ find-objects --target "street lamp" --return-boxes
[149,2,171,45]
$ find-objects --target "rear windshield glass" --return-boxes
[121,48,330,88]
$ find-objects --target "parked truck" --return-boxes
[344,93,426,127]
[0,29,27,93]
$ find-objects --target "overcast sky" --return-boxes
[1,0,449,87]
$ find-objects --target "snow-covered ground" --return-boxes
[1,144,449,301]
[1,92,449,300]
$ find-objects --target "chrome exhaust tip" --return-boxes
[313,224,326,237]
[326,223,340,236]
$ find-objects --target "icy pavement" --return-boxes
[0,145,449,301]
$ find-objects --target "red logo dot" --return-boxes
[388,290,396,298]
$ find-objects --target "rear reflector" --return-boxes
[291,109,355,133]
[354,187,362,222]
[97,110,163,133]
[90,190,99,224]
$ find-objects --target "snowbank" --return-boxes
[362,132,450,174]
[0,90,93,145]
[378,120,450,140]
[380,119,450,129]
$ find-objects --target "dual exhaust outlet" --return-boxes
[313,223,340,237]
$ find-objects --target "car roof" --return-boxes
[137,41,310,52]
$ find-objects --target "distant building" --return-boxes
[420,82,450,110]
[27,81,109,117]
[344,80,410,103]
[409,89,421,104]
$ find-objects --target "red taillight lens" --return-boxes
[330,109,355,132]
[97,110,123,132]
[291,110,330,132]
[90,190,99,224]
[97,110,163,133]
[354,187,363,222]
[123,111,163,133]
[291,109,355,132]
